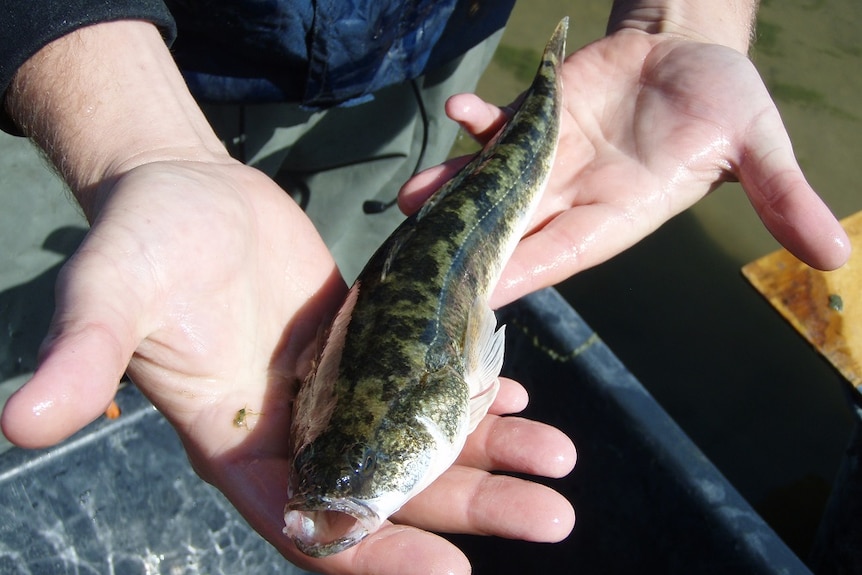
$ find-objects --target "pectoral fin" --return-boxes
[463,298,505,433]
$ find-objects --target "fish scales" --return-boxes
[336,17,564,434]
[284,17,567,557]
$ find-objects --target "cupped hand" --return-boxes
[1,159,575,575]
[400,30,851,308]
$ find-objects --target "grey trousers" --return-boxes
[203,30,503,283]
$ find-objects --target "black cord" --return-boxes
[363,78,430,214]
[361,197,399,214]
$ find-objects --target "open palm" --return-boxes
[1,159,575,575]
[401,31,850,307]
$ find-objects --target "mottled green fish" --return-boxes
[283,17,567,557]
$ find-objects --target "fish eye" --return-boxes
[360,452,376,476]
[350,444,377,478]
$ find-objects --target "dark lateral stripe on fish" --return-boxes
[341,17,566,382]
[286,18,568,558]
[320,19,567,447]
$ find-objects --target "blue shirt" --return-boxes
[168,0,516,107]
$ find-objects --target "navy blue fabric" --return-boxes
[303,0,460,106]
[170,0,516,107]
[1,0,515,132]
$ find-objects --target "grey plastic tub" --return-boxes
[0,288,810,574]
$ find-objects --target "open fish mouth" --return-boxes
[283,496,383,557]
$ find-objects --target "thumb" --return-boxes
[738,107,850,270]
[1,258,140,448]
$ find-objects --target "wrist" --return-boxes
[607,0,758,54]
[4,20,229,220]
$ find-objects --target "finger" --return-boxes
[398,94,515,215]
[397,156,473,215]
[458,413,577,478]
[394,465,575,543]
[490,202,639,308]
[487,377,529,415]
[445,92,512,143]
[0,255,141,448]
[738,109,850,270]
[347,526,471,575]
[215,456,472,575]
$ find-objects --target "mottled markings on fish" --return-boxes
[286,18,568,557]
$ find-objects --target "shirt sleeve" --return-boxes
[0,0,177,135]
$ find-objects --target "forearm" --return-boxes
[607,0,759,53]
[4,20,228,220]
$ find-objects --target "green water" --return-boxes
[472,0,862,558]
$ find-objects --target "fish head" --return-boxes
[284,415,447,557]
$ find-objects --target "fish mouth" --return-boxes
[283,496,382,557]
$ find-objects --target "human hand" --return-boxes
[400,29,851,308]
[0,158,575,574]
[2,18,575,573]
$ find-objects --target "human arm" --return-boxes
[606,0,757,53]
[400,0,850,307]
[0,18,575,575]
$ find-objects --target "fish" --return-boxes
[283,17,568,558]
